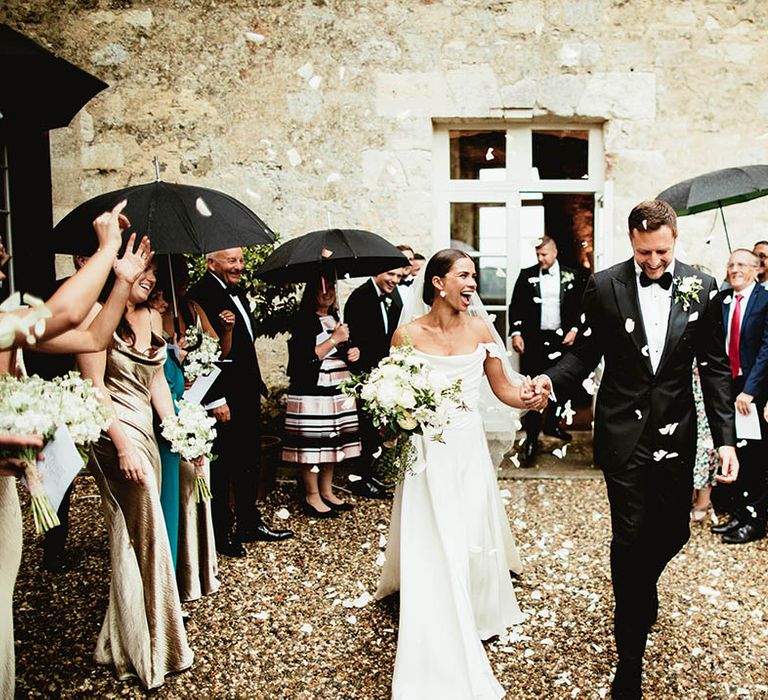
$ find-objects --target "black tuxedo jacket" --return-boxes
[344,279,403,374]
[186,270,267,406]
[721,284,768,403]
[548,259,735,471]
[508,263,581,339]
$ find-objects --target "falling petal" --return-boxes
[641,345,650,356]
[533,297,542,304]
[485,147,495,161]
[297,62,314,79]
[287,148,302,167]
[310,465,320,473]
[688,311,699,322]
[561,400,576,426]
[348,474,362,482]
[244,31,265,43]
[555,328,564,336]
[254,611,269,620]
[641,219,648,230]
[321,248,333,258]
[195,197,213,217]
[345,615,358,624]
[723,296,732,305]
[709,289,718,300]
[659,422,679,435]
[326,172,342,183]
[582,327,592,337]
[665,452,679,459]
[737,439,747,448]
[275,507,291,520]
[625,318,635,333]
[635,409,642,420]
[0,291,22,312]
[495,267,505,278]
[344,272,351,279]
[548,351,562,360]
[510,453,520,468]
[552,447,564,459]
[33,318,46,337]
[653,450,667,461]
[378,534,387,548]
[338,66,346,80]
[309,75,322,90]
[375,551,386,566]
[299,623,313,633]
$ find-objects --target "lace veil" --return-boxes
[396,269,525,445]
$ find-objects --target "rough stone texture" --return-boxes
[2,0,768,373]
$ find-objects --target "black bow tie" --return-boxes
[639,271,673,290]
[379,293,390,303]
[400,279,413,287]
[541,268,552,275]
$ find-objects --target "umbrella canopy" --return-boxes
[254,229,408,284]
[657,165,768,216]
[0,24,108,132]
[53,180,275,255]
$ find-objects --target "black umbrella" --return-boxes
[0,24,108,132]
[254,228,408,284]
[657,164,768,252]
[53,178,275,256]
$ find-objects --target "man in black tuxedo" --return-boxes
[710,249,768,544]
[187,247,293,557]
[534,200,738,699]
[344,267,404,499]
[508,235,581,465]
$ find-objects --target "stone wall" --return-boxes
[3,0,768,383]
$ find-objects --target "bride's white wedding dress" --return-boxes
[376,343,525,700]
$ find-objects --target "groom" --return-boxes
[533,200,737,699]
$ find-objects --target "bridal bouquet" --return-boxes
[341,342,465,482]
[160,400,217,502]
[183,326,221,381]
[0,374,111,534]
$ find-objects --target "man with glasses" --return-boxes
[752,240,768,287]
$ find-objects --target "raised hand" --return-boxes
[113,233,153,284]
[92,200,130,254]
[218,310,236,332]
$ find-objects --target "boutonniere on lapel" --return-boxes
[383,296,392,310]
[560,271,575,285]
[672,275,703,312]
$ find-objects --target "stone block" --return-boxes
[81,144,124,171]
[376,71,451,118]
[500,78,537,108]
[90,42,129,67]
[577,72,656,120]
[124,10,153,29]
[445,66,501,116]
[537,74,588,117]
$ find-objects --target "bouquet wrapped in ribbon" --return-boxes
[182,326,221,382]
[0,374,111,534]
[160,399,217,502]
[341,342,465,483]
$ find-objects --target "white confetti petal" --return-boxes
[548,351,562,360]
[345,615,357,624]
[533,297,542,304]
[665,451,679,459]
[485,147,494,161]
[375,550,386,566]
[297,62,314,79]
[688,311,699,322]
[339,66,346,80]
[510,453,520,468]
[310,465,320,473]
[624,318,635,333]
[348,474,362,482]
[653,450,667,462]
[326,172,342,183]
[244,31,265,43]
[635,409,642,420]
[561,400,576,426]
[709,289,718,300]
[254,611,269,620]
[582,327,592,337]
[737,439,747,448]
[641,345,650,356]
[723,295,732,305]
[275,507,291,520]
[659,422,679,435]
[299,623,313,634]
[308,75,322,90]
[195,196,212,217]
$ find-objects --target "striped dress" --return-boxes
[282,315,362,465]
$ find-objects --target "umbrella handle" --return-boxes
[719,204,732,254]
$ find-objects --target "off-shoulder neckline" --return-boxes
[412,342,497,359]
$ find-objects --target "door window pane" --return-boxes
[531,130,588,180]
[449,130,506,180]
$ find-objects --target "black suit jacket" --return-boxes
[186,271,267,406]
[508,263,581,339]
[344,279,403,374]
[721,284,768,403]
[548,259,735,471]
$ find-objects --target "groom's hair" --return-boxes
[628,200,677,237]
[423,249,472,305]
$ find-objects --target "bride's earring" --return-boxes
[439,290,447,298]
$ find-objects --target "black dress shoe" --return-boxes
[216,534,246,557]
[370,476,395,492]
[321,497,354,512]
[521,439,537,467]
[238,522,295,542]
[543,426,573,441]
[711,518,742,535]
[302,500,340,518]
[41,550,70,573]
[349,479,393,500]
[722,522,766,544]
[611,660,642,700]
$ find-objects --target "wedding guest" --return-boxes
[508,235,581,465]
[76,257,193,689]
[710,249,768,544]
[156,260,227,598]
[282,278,361,517]
[187,247,292,557]
[396,245,415,282]
[690,366,718,522]
[410,253,425,278]
[344,267,405,499]
[535,200,737,699]
[752,240,768,287]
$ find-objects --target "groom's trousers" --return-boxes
[603,433,693,666]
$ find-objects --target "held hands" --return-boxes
[716,446,739,483]
[118,446,146,483]
[735,392,754,416]
[93,200,130,254]
[520,376,548,411]
[511,336,525,354]
[113,233,153,284]
[211,403,231,423]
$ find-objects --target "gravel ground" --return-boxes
[13,476,768,699]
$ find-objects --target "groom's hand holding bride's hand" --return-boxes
[520,377,548,411]
[715,445,739,483]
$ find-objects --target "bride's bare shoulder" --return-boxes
[392,321,424,347]
[467,316,494,343]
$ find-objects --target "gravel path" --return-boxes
[13,476,768,699]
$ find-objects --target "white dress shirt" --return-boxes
[635,259,675,374]
[539,260,562,331]
[724,281,756,376]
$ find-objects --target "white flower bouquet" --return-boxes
[160,399,217,502]
[183,326,221,381]
[0,374,111,534]
[341,342,465,482]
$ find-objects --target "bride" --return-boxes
[375,248,546,699]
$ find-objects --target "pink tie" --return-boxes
[728,294,743,378]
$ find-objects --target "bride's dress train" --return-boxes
[376,343,524,699]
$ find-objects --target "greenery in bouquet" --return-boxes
[186,235,300,338]
[160,400,217,502]
[341,342,466,483]
[183,326,221,381]
[0,374,111,534]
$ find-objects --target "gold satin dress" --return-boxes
[91,333,193,689]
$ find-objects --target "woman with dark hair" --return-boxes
[76,259,193,689]
[376,248,546,699]
[282,278,361,517]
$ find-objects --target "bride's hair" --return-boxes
[423,249,472,304]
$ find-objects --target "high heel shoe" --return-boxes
[301,500,339,519]
[321,497,354,512]
[690,505,712,523]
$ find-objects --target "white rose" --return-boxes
[428,370,450,393]
[378,364,402,379]
[396,386,416,409]
[376,378,400,408]
[397,412,418,431]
